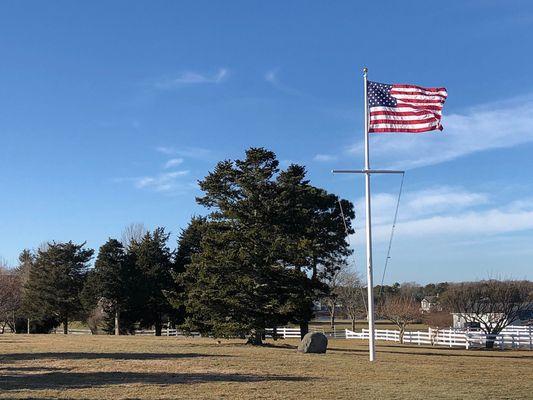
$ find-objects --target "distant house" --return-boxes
[313,300,328,312]
[420,296,441,313]
[452,309,533,329]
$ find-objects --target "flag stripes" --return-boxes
[367,81,447,133]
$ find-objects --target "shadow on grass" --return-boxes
[0,371,311,391]
[0,352,231,362]
[0,340,29,344]
[0,366,70,372]
[260,343,298,350]
[329,346,533,359]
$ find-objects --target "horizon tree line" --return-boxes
[1,148,532,346]
[1,148,355,343]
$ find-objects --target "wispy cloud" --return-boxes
[155,68,228,89]
[116,147,207,194]
[356,186,489,226]
[133,170,190,192]
[351,185,533,243]
[155,146,175,155]
[155,146,213,161]
[264,69,303,96]
[164,158,184,169]
[372,205,533,243]
[348,94,533,169]
[313,154,338,162]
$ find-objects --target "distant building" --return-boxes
[420,296,441,313]
[452,309,533,329]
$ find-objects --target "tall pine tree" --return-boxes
[132,228,176,336]
[23,242,93,334]
[83,239,136,335]
[275,164,355,337]
[177,148,354,343]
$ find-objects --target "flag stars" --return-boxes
[367,81,396,108]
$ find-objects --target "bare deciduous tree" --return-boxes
[121,223,147,249]
[442,280,533,348]
[336,270,366,331]
[86,302,106,334]
[0,262,22,333]
[379,295,422,343]
[422,311,452,329]
[322,264,346,329]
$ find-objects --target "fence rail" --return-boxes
[134,328,201,337]
[344,326,533,350]
[265,327,301,339]
[52,328,202,336]
[47,324,532,350]
[53,328,92,335]
[264,326,346,339]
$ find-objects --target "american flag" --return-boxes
[367,81,448,133]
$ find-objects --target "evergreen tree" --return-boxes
[84,239,136,335]
[179,221,296,342]
[22,241,93,334]
[175,217,207,271]
[133,228,176,336]
[275,164,354,337]
[178,148,354,343]
[168,217,208,325]
[15,249,54,333]
[16,249,34,285]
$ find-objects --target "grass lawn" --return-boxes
[0,334,531,399]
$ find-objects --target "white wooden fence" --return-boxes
[344,326,533,350]
[265,327,301,339]
[50,324,532,350]
[134,328,201,337]
[53,328,201,336]
[265,326,347,339]
[345,328,467,347]
[53,328,93,335]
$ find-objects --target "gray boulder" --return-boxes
[297,332,328,354]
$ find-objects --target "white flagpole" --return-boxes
[334,69,404,360]
[363,67,376,362]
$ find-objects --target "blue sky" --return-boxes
[1,1,532,283]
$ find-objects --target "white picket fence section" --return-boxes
[344,326,533,350]
[53,328,93,335]
[49,324,532,350]
[344,328,467,347]
[265,326,347,339]
[265,327,301,339]
[52,328,202,336]
[134,328,201,337]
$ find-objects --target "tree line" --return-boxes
[1,148,355,343]
[1,148,531,346]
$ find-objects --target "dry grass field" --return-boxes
[0,334,531,400]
